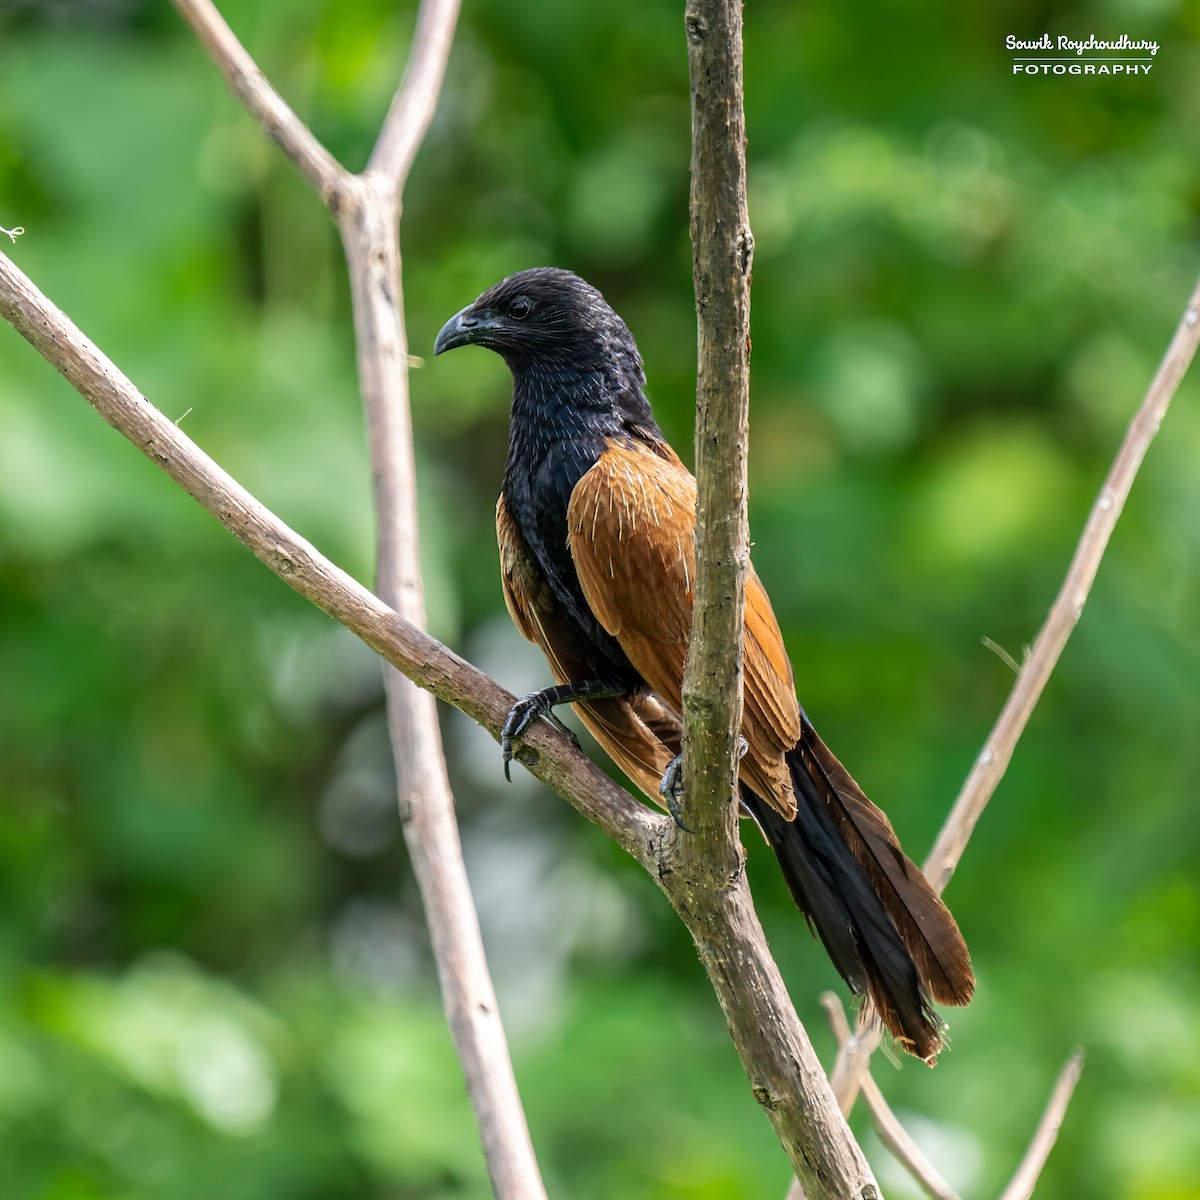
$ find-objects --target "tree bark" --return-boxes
[672,1,881,1194]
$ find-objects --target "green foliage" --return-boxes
[2,0,1198,1196]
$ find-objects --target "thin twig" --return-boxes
[997,1051,1085,1200]
[821,995,963,1200]
[171,0,346,204]
[927,277,1200,890]
[829,274,1200,1118]
[980,635,1023,676]
[368,0,464,190]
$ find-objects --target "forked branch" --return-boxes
[786,283,1200,1200]
[820,993,1085,1200]
[168,3,544,1195]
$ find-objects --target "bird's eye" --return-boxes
[508,295,533,320]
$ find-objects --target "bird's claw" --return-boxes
[501,693,547,781]
[500,694,580,780]
[658,754,692,833]
[657,739,747,832]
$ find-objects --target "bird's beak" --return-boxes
[434,305,494,355]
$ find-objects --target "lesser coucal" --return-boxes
[434,268,973,1061]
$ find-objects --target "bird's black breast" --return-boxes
[502,427,643,693]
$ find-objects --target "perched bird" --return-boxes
[434,268,973,1061]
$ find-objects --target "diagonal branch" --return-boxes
[826,274,1200,1117]
[0,244,652,1199]
[0,250,658,860]
[924,277,1200,890]
[171,0,346,203]
[368,0,464,190]
[997,1050,1085,1200]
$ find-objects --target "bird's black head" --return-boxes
[433,267,646,396]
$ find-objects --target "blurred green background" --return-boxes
[1,0,1198,1196]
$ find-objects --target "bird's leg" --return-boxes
[658,737,748,833]
[501,679,623,780]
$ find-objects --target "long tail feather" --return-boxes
[743,727,974,1062]
[797,716,974,1008]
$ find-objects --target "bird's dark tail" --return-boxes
[743,718,974,1063]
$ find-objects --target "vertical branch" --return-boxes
[339,179,546,1200]
[338,3,544,1175]
[678,0,752,859]
[170,3,546,1196]
[338,0,546,1186]
[670,2,880,1195]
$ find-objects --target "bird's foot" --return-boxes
[658,754,692,832]
[657,738,748,832]
[500,692,579,780]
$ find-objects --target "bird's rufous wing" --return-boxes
[497,494,678,799]
[566,437,802,818]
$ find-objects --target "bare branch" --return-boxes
[925,274,1200,890]
[678,0,751,853]
[168,5,551,1190]
[998,1051,1085,1200]
[0,249,659,867]
[821,995,962,1200]
[171,0,347,204]
[304,3,545,1193]
[676,2,880,1194]
[829,274,1200,1117]
[368,0,463,191]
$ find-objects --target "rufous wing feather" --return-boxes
[497,493,677,801]
[567,438,801,817]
